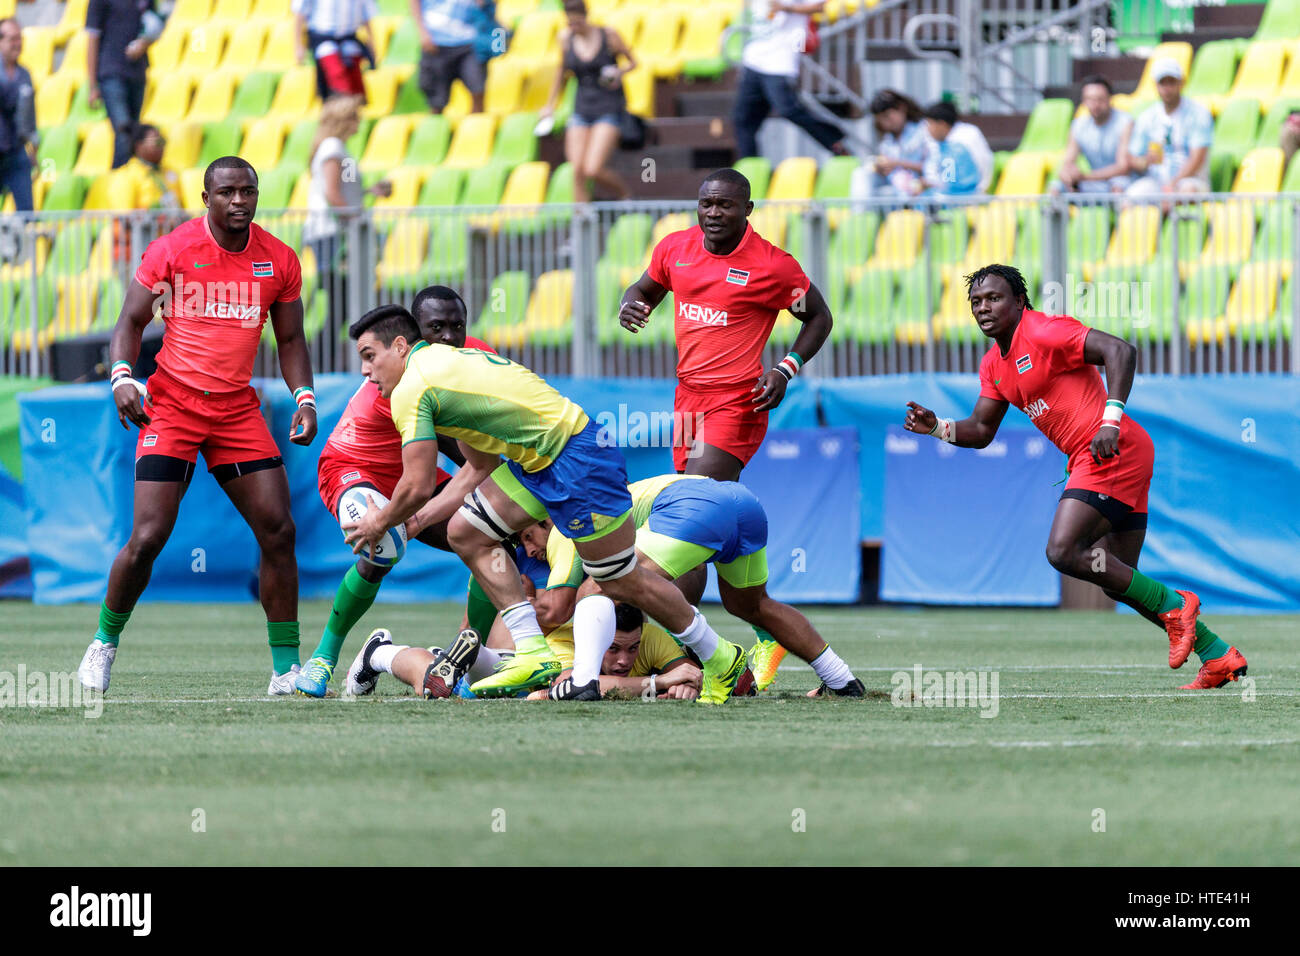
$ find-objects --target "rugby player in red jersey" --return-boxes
[295,287,496,697]
[904,264,1247,689]
[77,158,317,695]
[616,168,835,689]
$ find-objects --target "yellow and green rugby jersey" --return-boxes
[545,525,584,590]
[628,473,708,527]
[546,619,687,676]
[389,342,589,472]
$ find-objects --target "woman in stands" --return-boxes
[852,89,928,201]
[303,95,391,330]
[538,0,636,203]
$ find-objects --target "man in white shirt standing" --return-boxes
[1125,58,1213,197]
[732,0,848,159]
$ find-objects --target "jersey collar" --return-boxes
[698,222,753,259]
[405,339,430,368]
[203,213,252,256]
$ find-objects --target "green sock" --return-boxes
[267,621,300,675]
[752,625,775,646]
[1122,570,1183,615]
[312,566,382,666]
[1192,620,1230,663]
[94,603,131,647]
[466,575,498,638]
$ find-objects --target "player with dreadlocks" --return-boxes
[903,264,1248,689]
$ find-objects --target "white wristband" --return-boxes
[1102,399,1124,428]
[930,417,956,443]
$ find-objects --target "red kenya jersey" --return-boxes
[647,224,810,390]
[134,216,302,393]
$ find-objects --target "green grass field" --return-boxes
[3,601,1297,865]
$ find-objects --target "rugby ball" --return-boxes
[338,487,408,567]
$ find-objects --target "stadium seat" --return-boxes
[74,121,117,176]
[1086,205,1160,279]
[64,82,108,133]
[268,68,320,120]
[40,173,87,212]
[485,57,527,116]
[375,219,432,287]
[9,276,58,352]
[20,26,57,80]
[177,167,207,211]
[180,23,231,80]
[81,169,136,210]
[373,166,426,207]
[1233,146,1284,193]
[927,210,971,266]
[960,205,1017,272]
[167,0,213,29]
[35,72,76,129]
[600,8,642,46]
[1255,95,1300,148]
[198,118,244,168]
[993,152,1048,197]
[1214,98,1263,165]
[392,71,428,114]
[1189,200,1258,274]
[228,71,280,126]
[367,16,399,63]
[461,162,511,206]
[443,113,499,168]
[768,157,817,201]
[56,32,92,82]
[623,65,654,117]
[835,268,896,344]
[732,157,772,200]
[1254,0,1300,41]
[680,8,731,80]
[650,212,693,250]
[211,0,254,23]
[601,213,654,268]
[361,68,404,120]
[637,9,685,79]
[278,119,316,171]
[222,22,270,73]
[1221,261,1283,340]
[1205,40,1289,115]
[477,270,531,342]
[256,165,297,210]
[53,0,91,44]
[260,20,301,71]
[864,209,925,271]
[142,74,197,126]
[287,169,312,209]
[147,27,187,75]
[1018,98,1074,153]
[518,62,560,112]
[418,166,467,206]
[828,212,881,281]
[359,114,416,169]
[813,155,859,201]
[405,115,452,166]
[383,25,421,67]
[1067,205,1113,268]
[506,11,565,68]
[238,117,287,170]
[1182,263,1234,345]
[185,72,238,125]
[422,217,470,285]
[1132,42,1194,101]
[748,207,788,246]
[37,122,79,177]
[524,270,577,347]
[489,160,552,223]
[161,122,204,171]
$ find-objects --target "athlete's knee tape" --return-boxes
[459,488,513,542]
[582,546,638,582]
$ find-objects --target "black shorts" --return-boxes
[1060,488,1148,533]
[418,45,485,111]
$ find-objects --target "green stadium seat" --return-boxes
[1268,274,1295,341]
[393,72,428,114]
[383,26,421,66]
[600,212,654,269]
[376,0,407,15]
[199,118,244,168]
[37,123,80,177]
[895,262,941,326]
[1255,96,1300,148]
[491,111,540,165]
[423,218,469,285]
[256,166,297,210]
[837,268,895,344]
[279,119,317,171]
[1159,205,1208,268]
[1182,262,1235,344]
[1209,151,1238,193]
[477,270,531,344]
[418,167,467,206]
[813,155,858,201]
[829,211,881,274]
[346,117,374,161]
[1185,39,1239,100]
[461,163,510,206]
[229,71,279,122]
[1253,0,1300,41]
[40,172,87,211]
[596,262,631,345]
[1018,98,1073,152]
[1131,261,1177,344]
[1085,263,1141,338]
[1214,98,1262,165]
[1251,200,1292,266]
[732,156,771,200]
[406,115,452,166]
[1067,205,1112,268]
[64,82,108,131]
[928,212,971,266]
[10,275,57,352]
[92,279,125,332]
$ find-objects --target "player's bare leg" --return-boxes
[222,466,301,681]
[80,477,187,691]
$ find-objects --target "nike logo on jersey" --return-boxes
[675,260,694,267]
[993,378,1001,385]
[193,262,214,268]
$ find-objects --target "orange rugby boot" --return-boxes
[1160,589,1201,668]
[1179,647,1248,690]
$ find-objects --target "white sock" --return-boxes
[370,644,407,675]
[572,595,616,687]
[468,645,505,682]
[810,646,854,690]
[670,608,719,662]
[501,601,544,652]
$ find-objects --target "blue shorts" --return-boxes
[569,111,622,128]
[503,419,633,540]
[645,478,768,565]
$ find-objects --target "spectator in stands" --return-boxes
[732,1,849,160]
[914,100,993,197]
[539,0,635,203]
[1053,74,1132,194]
[86,0,162,169]
[412,0,488,115]
[1125,58,1212,197]
[0,17,36,212]
[851,88,927,200]
[293,0,378,102]
[1280,109,1300,171]
[123,124,179,211]
[303,96,392,328]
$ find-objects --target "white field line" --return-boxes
[925,739,1300,749]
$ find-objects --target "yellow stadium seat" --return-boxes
[960,205,1018,271]
[749,207,788,247]
[143,73,197,125]
[1232,146,1284,193]
[185,72,237,125]
[768,157,817,201]
[162,122,204,171]
[148,27,187,74]
[361,67,403,120]
[239,117,287,169]
[601,9,642,47]
[85,225,114,274]
[496,269,572,348]
[221,22,270,73]
[1187,200,1256,275]
[211,0,253,22]
[360,114,418,168]
[35,72,76,128]
[863,209,925,271]
[373,167,426,207]
[375,219,432,285]
[1204,40,1288,115]
[43,277,101,349]
[82,169,137,210]
[623,65,654,117]
[260,20,300,71]
[994,152,1049,196]
[671,8,729,76]
[507,11,564,68]
[168,0,214,29]
[1220,261,1283,340]
[74,121,117,176]
[1085,204,1159,280]
[442,112,498,168]
[651,212,693,251]
[473,160,551,230]
[54,0,90,45]
[56,32,91,81]
[520,62,560,112]
[180,167,208,211]
[636,9,684,79]
[251,0,291,21]
[180,23,230,79]
[268,67,320,119]
[288,170,312,209]
[1131,41,1193,101]
[20,26,57,79]
[484,57,526,116]
[368,17,400,63]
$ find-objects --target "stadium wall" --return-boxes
[13,374,1300,612]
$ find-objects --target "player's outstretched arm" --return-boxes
[905,397,1009,448]
[345,439,444,555]
[1083,327,1138,464]
[753,282,834,412]
[403,441,501,538]
[269,298,317,446]
[107,280,163,430]
[618,271,669,334]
